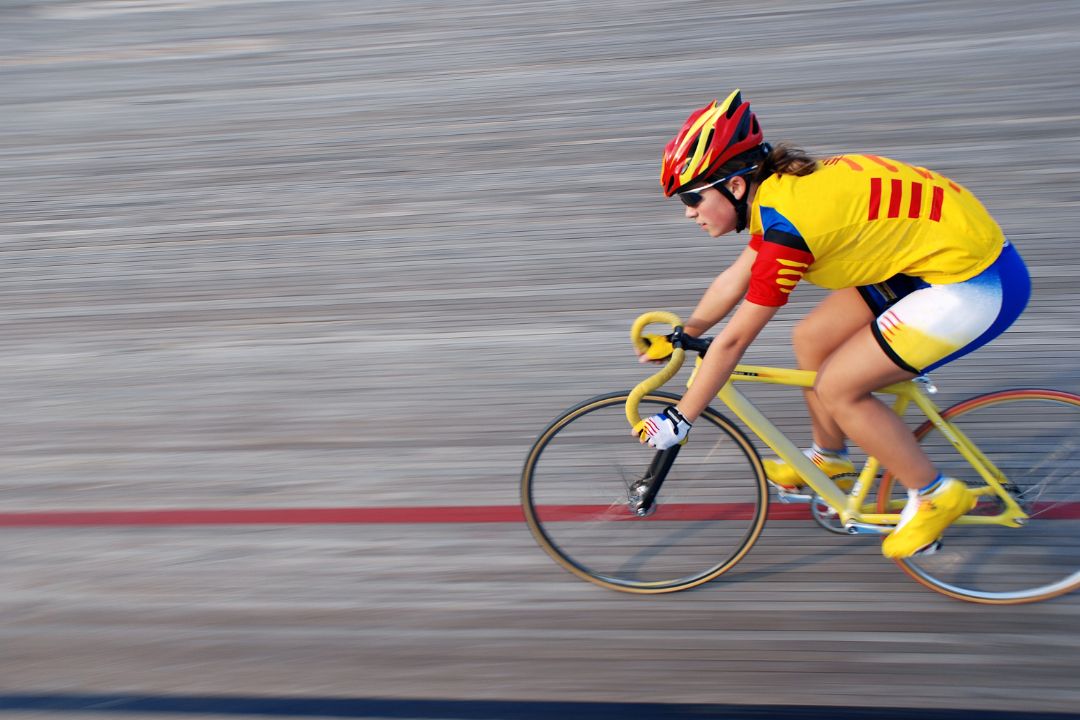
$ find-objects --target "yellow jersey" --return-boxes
[745,154,1005,306]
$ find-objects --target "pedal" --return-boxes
[844,520,892,536]
[627,479,658,517]
[770,483,813,504]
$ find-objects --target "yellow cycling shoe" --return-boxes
[882,478,977,559]
[764,451,857,493]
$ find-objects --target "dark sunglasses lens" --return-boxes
[679,192,703,208]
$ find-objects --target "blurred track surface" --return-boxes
[2,0,1079,717]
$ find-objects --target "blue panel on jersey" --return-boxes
[759,207,804,239]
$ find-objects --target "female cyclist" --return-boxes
[634,89,1031,559]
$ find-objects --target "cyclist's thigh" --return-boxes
[816,324,916,401]
[794,287,874,367]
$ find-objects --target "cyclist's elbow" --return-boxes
[709,332,753,358]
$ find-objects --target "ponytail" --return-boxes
[753,143,817,185]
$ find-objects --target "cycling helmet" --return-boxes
[660,89,765,197]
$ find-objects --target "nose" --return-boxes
[684,203,697,220]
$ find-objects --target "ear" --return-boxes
[727,175,748,201]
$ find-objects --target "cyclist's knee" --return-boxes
[813,369,869,413]
[792,319,832,369]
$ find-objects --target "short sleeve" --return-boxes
[746,237,815,307]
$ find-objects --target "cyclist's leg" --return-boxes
[815,327,976,558]
[793,276,927,449]
[816,243,1030,556]
[763,289,869,490]
[814,328,932,488]
[816,242,1029,487]
[792,287,873,450]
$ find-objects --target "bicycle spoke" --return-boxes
[522,392,767,593]
[879,390,1080,603]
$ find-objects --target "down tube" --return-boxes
[716,383,849,513]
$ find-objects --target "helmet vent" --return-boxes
[724,92,742,118]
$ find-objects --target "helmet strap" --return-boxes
[712,145,769,232]
[714,180,750,233]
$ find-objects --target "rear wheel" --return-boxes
[877,389,1080,604]
[522,391,768,593]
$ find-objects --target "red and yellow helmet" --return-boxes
[660,89,765,196]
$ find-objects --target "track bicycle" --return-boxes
[521,311,1080,604]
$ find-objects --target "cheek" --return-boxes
[699,198,733,227]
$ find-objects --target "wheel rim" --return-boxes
[522,393,768,593]
[878,390,1080,603]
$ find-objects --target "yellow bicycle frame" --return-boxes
[629,311,1029,530]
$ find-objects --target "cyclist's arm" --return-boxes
[682,245,756,338]
[675,300,778,422]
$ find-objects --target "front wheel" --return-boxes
[877,389,1080,604]
[521,391,768,593]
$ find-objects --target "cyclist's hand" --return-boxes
[638,333,672,364]
[636,327,684,364]
[632,406,691,449]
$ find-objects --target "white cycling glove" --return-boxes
[633,406,692,450]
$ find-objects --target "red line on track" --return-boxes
[0,506,526,527]
[1,503,1076,528]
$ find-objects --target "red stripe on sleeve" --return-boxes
[868,177,882,220]
[887,179,903,218]
[746,240,815,307]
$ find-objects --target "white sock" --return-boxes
[895,489,922,530]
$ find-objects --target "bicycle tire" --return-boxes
[521,391,768,593]
[876,389,1080,604]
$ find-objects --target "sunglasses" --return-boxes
[677,165,758,208]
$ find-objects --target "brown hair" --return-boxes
[752,143,817,184]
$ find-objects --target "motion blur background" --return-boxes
[2,0,1079,717]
